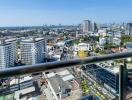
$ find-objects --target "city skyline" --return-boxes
[0,0,132,26]
[0,1,132,98]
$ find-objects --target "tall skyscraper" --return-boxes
[83,20,92,33]
[126,23,132,35]
[93,22,98,32]
[0,39,15,69]
[20,37,45,65]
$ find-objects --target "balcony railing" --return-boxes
[0,51,132,100]
[0,51,132,78]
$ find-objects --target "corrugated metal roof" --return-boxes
[62,74,74,81]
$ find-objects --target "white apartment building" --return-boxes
[0,39,15,69]
[20,37,45,65]
[99,37,106,45]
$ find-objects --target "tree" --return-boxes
[95,48,100,53]
[104,42,113,49]
[74,39,80,44]
[121,34,132,43]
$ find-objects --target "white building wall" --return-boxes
[20,43,33,65]
[0,43,15,69]
[34,40,45,64]
[99,38,106,45]
[20,39,45,65]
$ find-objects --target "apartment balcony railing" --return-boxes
[0,51,132,100]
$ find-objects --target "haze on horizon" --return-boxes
[0,0,132,26]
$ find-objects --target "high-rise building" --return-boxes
[126,23,132,35]
[83,20,92,33]
[0,39,15,69]
[20,37,45,65]
[93,22,98,32]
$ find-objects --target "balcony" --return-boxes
[0,52,132,100]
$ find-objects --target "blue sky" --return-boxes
[0,0,132,26]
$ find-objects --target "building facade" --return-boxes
[74,43,91,58]
[0,39,15,69]
[83,20,92,33]
[99,37,106,45]
[113,38,121,46]
[126,23,132,35]
[85,63,119,94]
[93,22,98,32]
[20,38,45,65]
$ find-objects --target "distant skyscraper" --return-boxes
[126,23,132,35]
[20,37,45,65]
[83,20,92,33]
[0,39,15,69]
[93,22,98,32]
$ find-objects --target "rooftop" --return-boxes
[14,86,35,100]
[21,37,44,43]
[96,61,120,74]
[48,75,71,94]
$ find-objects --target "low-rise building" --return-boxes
[113,38,121,46]
[45,69,76,99]
[99,37,106,45]
[74,43,91,58]
[14,86,36,100]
